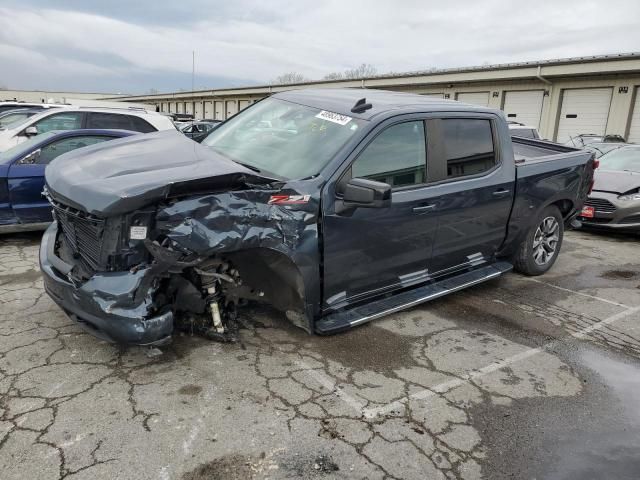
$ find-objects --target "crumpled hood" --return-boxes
[45,130,275,216]
[593,169,640,194]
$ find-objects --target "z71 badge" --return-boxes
[268,195,311,205]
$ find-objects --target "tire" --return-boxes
[514,205,564,276]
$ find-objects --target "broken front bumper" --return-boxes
[40,222,173,346]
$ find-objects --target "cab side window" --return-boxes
[351,121,426,188]
[32,112,83,134]
[37,135,112,164]
[441,119,496,179]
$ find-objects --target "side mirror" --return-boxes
[18,149,41,165]
[24,126,38,137]
[341,177,391,209]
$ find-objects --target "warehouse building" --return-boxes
[113,53,640,143]
[1,89,124,104]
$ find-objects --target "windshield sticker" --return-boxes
[315,110,352,126]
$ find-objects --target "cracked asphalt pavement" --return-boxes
[1,230,640,479]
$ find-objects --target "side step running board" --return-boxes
[315,261,513,335]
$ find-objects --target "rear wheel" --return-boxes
[514,205,564,276]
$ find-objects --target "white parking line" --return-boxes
[298,275,639,420]
[571,306,640,339]
[363,305,640,419]
[363,347,543,419]
[522,277,630,309]
[295,360,367,414]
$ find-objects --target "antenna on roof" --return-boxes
[351,97,372,114]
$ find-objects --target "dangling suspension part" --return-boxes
[195,263,240,342]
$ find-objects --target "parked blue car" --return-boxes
[0,129,136,233]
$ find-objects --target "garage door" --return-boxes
[204,101,213,119]
[214,101,224,120]
[238,100,250,111]
[194,101,203,119]
[627,88,640,143]
[225,100,237,118]
[456,92,490,107]
[502,90,544,128]
[185,102,193,115]
[556,88,613,143]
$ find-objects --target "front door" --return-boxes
[322,119,438,309]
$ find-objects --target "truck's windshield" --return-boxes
[202,98,365,179]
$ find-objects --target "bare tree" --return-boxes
[322,72,344,80]
[273,72,309,84]
[322,64,378,81]
[0,84,7,90]
[146,88,159,95]
[343,63,377,79]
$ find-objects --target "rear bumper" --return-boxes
[40,222,173,346]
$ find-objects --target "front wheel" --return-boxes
[514,205,564,276]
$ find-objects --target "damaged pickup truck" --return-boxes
[40,88,596,346]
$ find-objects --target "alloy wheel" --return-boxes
[532,216,560,266]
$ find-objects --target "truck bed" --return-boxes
[512,137,582,163]
[500,137,595,260]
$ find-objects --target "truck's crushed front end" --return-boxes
[39,132,320,346]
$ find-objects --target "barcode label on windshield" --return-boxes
[315,110,352,126]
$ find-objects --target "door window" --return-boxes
[441,119,496,179]
[87,112,132,130]
[32,112,83,134]
[36,135,112,164]
[351,121,426,188]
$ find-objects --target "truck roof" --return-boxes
[274,88,498,121]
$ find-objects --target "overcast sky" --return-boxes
[1,0,639,94]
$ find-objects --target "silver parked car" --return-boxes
[579,145,640,232]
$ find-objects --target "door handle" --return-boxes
[412,204,436,213]
[492,189,511,197]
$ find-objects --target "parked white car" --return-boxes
[0,106,176,151]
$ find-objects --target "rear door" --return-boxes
[8,134,116,223]
[322,117,439,309]
[426,116,515,276]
